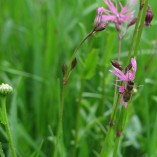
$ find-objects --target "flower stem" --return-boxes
[112,137,120,157]
[133,0,148,57]
[118,34,122,62]
[1,97,17,157]
[73,79,84,157]
[53,85,66,157]
[69,31,95,66]
[127,0,148,62]
[112,106,124,157]
[99,94,120,157]
[127,3,142,62]
[100,30,122,156]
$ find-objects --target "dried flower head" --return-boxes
[145,6,154,26]
[0,83,13,96]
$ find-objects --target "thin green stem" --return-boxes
[112,106,124,157]
[53,85,66,157]
[1,97,17,157]
[73,79,84,157]
[134,0,148,57]
[65,31,95,85]
[127,5,142,62]
[99,94,120,157]
[69,31,95,67]
[118,34,122,62]
[100,31,122,157]
[113,137,121,157]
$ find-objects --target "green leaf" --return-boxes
[81,49,98,80]
[0,142,5,157]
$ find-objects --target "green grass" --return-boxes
[0,0,157,156]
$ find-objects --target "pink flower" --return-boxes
[94,7,108,32]
[110,57,136,82]
[97,0,136,30]
[109,57,137,107]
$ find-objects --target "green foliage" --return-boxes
[81,49,98,80]
[0,0,157,157]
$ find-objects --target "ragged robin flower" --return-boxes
[94,7,109,32]
[95,0,136,31]
[109,57,137,107]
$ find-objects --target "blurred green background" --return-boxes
[0,0,157,156]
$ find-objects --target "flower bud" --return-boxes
[94,7,108,32]
[0,83,13,96]
[111,61,123,71]
[125,63,132,73]
[145,6,154,26]
[62,64,67,77]
[116,129,121,137]
[127,18,137,28]
[71,58,77,71]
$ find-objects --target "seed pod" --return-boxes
[71,58,77,70]
[111,61,123,71]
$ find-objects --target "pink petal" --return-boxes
[129,72,135,81]
[112,67,128,81]
[131,0,136,4]
[124,102,128,107]
[119,2,129,14]
[97,7,105,14]
[119,86,125,93]
[131,57,137,72]
[102,15,116,22]
[104,0,118,15]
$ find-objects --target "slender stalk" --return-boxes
[99,94,120,157]
[112,32,122,122]
[112,104,129,157]
[100,31,122,156]
[69,31,95,66]
[118,34,122,62]
[127,0,146,62]
[1,97,17,157]
[73,79,84,157]
[112,106,124,157]
[53,85,66,157]
[134,0,148,57]
[112,138,120,157]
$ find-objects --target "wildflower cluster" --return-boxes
[110,58,137,107]
[94,0,137,33]
[94,0,154,33]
